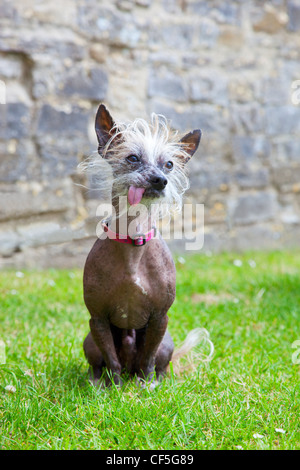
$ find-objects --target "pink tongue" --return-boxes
[128,186,145,206]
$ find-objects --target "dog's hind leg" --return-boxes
[83,331,105,386]
[155,329,174,380]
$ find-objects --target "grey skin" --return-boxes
[83,104,201,387]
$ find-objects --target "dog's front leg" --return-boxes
[89,317,122,385]
[137,314,169,383]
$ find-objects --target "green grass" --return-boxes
[0,250,299,450]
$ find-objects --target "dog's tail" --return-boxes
[171,328,214,374]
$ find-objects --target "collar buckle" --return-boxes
[132,233,146,247]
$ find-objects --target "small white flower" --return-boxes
[24,369,34,377]
[10,289,18,295]
[177,256,186,264]
[235,445,243,450]
[47,280,56,286]
[253,433,264,439]
[5,385,16,393]
[248,260,256,268]
[233,259,243,267]
[15,271,24,278]
[275,428,286,434]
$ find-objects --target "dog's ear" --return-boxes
[179,129,201,163]
[95,104,116,154]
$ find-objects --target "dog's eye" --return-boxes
[126,155,140,164]
[164,161,173,170]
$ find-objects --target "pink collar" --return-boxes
[101,220,157,247]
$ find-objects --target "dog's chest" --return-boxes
[108,272,170,329]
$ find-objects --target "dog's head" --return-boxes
[80,104,201,216]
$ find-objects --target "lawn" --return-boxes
[0,250,299,450]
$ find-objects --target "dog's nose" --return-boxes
[150,175,168,191]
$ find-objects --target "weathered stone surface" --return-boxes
[57,66,108,100]
[228,223,283,251]
[287,0,300,31]
[17,222,87,249]
[190,166,232,193]
[149,23,195,50]
[1,0,300,265]
[150,101,227,135]
[229,104,266,134]
[189,70,228,107]
[0,54,23,79]
[0,140,37,182]
[0,102,31,140]
[36,104,90,137]
[148,69,187,102]
[253,5,288,34]
[266,106,300,135]
[235,168,269,189]
[0,26,86,59]
[36,136,92,179]
[0,230,20,257]
[232,136,271,164]
[78,5,145,47]
[271,166,300,191]
[230,192,278,226]
[0,180,75,222]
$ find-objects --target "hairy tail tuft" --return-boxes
[170,328,214,374]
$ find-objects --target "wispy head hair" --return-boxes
[78,109,201,219]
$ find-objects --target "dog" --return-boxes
[80,104,208,388]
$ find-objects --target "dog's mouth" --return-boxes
[128,186,165,206]
[128,186,146,206]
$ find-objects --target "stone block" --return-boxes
[228,74,261,104]
[0,102,31,140]
[253,5,287,34]
[266,106,300,135]
[189,166,232,193]
[0,179,75,222]
[57,66,108,100]
[196,18,220,48]
[0,230,19,256]
[17,222,86,249]
[36,104,90,137]
[262,77,291,105]
[149,23,195,50]
[229,104,266,134]
[272,138,300,165]
[229,223,283,251]
[36,135,93,179]
[79,6,144,47]
[189,69,228,107]
[148,69,187,102]
[0,27,85,60]
[271,166,300,191]
[0,139,37,182]
[0,54,23,79]
[150,101,227,136]
[235,168,269,189]
[287,0,300,31]
[230,191,277,226]
[232,136,271,164]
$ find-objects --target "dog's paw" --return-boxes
[135,377,158,391]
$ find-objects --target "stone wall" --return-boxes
[1,0,300,268]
